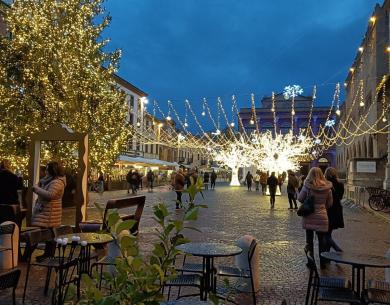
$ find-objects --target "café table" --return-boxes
[176,242,242,299]
[160,300,213,305]
[321,251,390,296]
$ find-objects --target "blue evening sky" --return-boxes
[103,0,378,117]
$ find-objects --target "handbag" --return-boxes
[297,189,315,217]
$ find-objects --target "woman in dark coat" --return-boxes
[324,167,344,252]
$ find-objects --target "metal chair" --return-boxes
[215,239,258,305]
[362,280,390,304]
[0,223,16,268]
[0,268,21,305]
[164,273,204,301]
[22,229,57,301]
[305,251,360,305]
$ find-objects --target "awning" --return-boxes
[117,155,179,168]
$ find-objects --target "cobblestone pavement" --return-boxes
[2,183,390,305]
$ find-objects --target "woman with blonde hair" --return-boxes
[324,167,344,252]
[298,167,333,268]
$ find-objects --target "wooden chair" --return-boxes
[79,195,145,235]
[0,223,16,268]
[0,268,21,305]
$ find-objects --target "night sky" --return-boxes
[103,0,379,117]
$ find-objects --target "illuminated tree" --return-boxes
[212,140,252,186]
[250,131,313,174]
[0,0,129,171]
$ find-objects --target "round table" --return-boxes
[321,251,390,295]
[176,242,242,299]
[160,300,213,305]
[58,233,113,245]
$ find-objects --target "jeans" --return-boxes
[324,229,342,252]
[255,182,259,191]
[211,181,216,189]
[247,182,252,191]
[261,184,267,195]
[269,189,276,208]
[305,230,327,265]
[176,191,182,208]
[288,192,298,208]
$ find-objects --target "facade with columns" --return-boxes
[336,0,390,190]
[239,93,336,176]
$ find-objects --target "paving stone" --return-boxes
[2,183,390,305]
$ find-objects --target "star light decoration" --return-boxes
[283,85,304,100]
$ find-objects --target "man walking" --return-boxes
[173,168,185,209]
[210,169,217,190]
[246,171,253,191]
[287,170,299,209]
[147,169,154,192]
[267,172,278,209]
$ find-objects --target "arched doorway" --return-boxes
[318,157,329,173]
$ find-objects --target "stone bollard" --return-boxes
[386,248,390,282]
[0,221,19,269]
[234,235,260,292]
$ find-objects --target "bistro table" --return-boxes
[176,242,242,299]
[160,300,213,305]
[58,232,114,275]
[321,251,390,296]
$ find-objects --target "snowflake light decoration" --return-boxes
[325,119,335,127]
[283,85,304,100]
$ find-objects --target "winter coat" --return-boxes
[0,169,19,205]
[287,174,299,194]
[246,173,253,183]
[210,172,217,182]
[267,176,278,191]
[298,180,333,233]
[203,172,210,183]
[174,172,185,191]
[260,172,268,185]
[31,176,66,228]
[327,178,344,230]
[254,174,260,182]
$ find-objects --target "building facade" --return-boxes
[239,93,336,175]
[336,0,390,189]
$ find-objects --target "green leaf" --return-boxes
[173,220,183,231]
[116,219,137,234]
[184,207,199,221]
[107,211,120,228]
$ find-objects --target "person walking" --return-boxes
[324,167,344,252]
[173,169,185,209]
[267,172,278,208]
[210,169,217,189]
[277,173,284,194]
[298,167,333,269]
[203,172,210,190]
[126,170,132,194]
[245,171,253,191]
[260,171,268,195]
[254,172,260,191]
[97,172,104,194]
[147,170,154,192]
[0,160,19,205]
[287,170,299,209]
[32,161,66,259]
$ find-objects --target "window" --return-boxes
[129,114,134,124]
[130,95,134,108]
